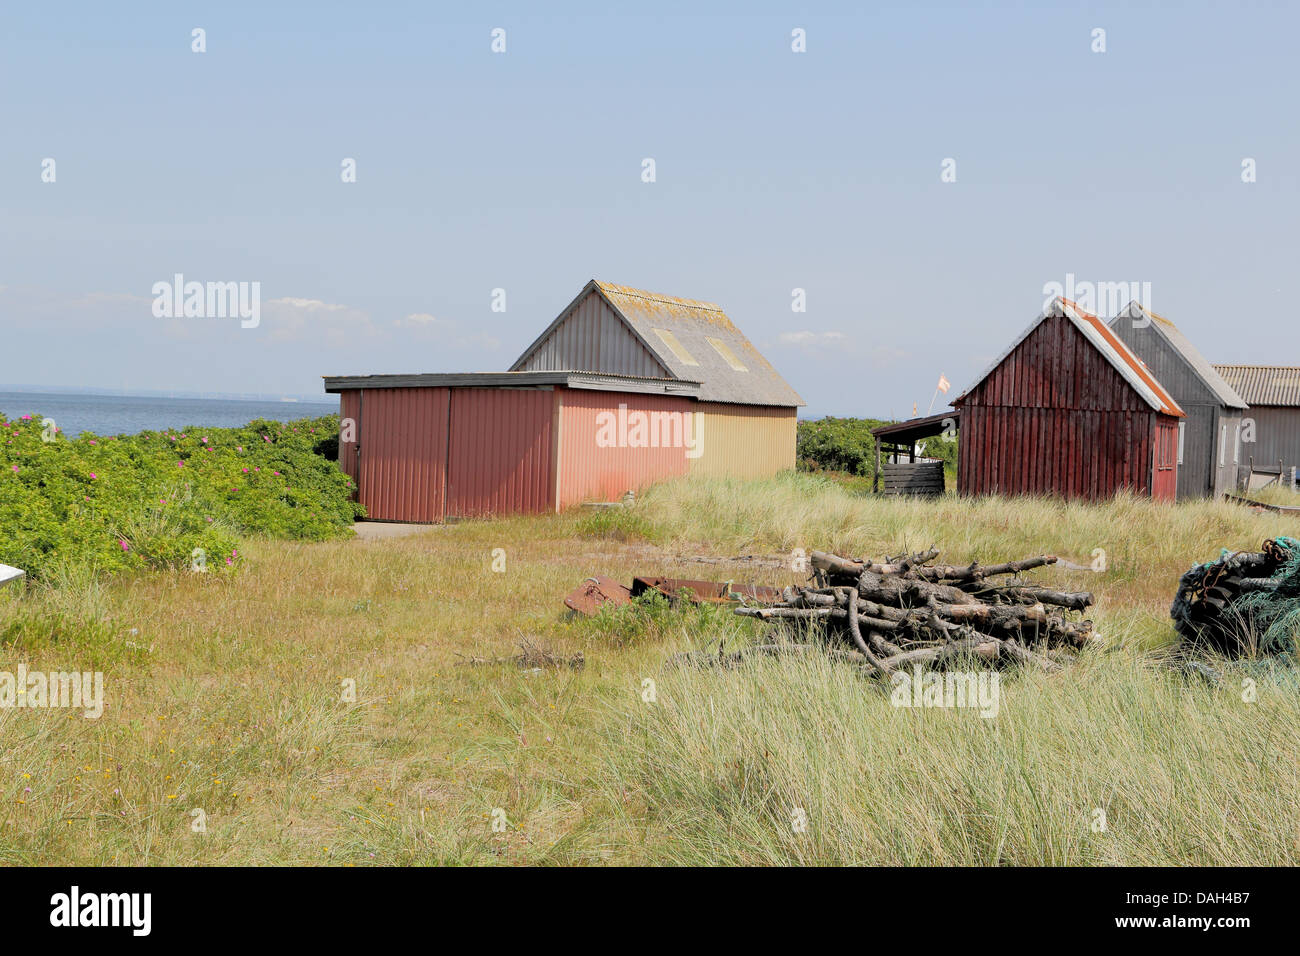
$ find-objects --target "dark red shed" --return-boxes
[952,297,1184,501]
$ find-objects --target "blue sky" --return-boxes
[2,1,1296,417]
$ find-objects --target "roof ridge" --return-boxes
[1213,363,1300,372]
[596,281,724,313]
[1072,306,1184,416]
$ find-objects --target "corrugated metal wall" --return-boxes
[688,402,797,478]
[556,387,692,508]
[1240,406,1300,475]
[357,387,450,522]
[337,383,801,521]
[515,289,666,377]
[339,390,361,495]
[956,314,1169,499]
[446,388,555,517]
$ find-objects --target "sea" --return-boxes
[0,391,340,439]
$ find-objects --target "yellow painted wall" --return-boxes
[688,402,797,478]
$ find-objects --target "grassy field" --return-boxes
[1,473,1298,865]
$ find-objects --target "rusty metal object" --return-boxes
[563,576,632,615]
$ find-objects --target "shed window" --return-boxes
[652,328,699,366]
[1157,428,1175,471]
[1233,424,1240,464]
[1177,421,1185,466]
[1219,425,1227,467]
[706,336,748,372]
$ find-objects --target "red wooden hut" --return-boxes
[952,297,1184,500]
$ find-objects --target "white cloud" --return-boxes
[392,311,501,351]
[777,330,847,347]
[263,296,376,344]
[268,297,352,313]
[393,311,452,329]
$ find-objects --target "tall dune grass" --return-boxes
[595,648,1300,865]
[0,473,1296,865]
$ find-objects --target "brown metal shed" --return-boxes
[953,297,1185,501]
[324,372,703,522]
[325,280,806,522]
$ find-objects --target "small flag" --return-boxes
[912,402,918,417]
[937,374,951,394]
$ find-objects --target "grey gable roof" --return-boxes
[1111,302,1247,410]
[1212,365,1300,407]
[510,280,805,407]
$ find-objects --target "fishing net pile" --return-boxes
[1171,537,1300,655]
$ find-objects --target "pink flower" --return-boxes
[201,437,208,443]
[9,465,17,473]
[89,440,97,446]
[206,516,213,522]
[119,539,130,551]
[236,446,244,452]
[177,460,184,467]
[89,473,97,480]
[225,558,232,566]
[242,467,249,473]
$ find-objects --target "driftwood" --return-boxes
[722,546,1096,675]
[458,639,585,670]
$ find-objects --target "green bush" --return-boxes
[797,416,958,484]
[796,417,889,477]
[0,413,362,581]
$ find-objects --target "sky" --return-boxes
[2,1,1296,418]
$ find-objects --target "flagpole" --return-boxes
[926,387,940,416]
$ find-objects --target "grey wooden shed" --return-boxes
[1212,364,1300,489]
[1109,302,1247,499]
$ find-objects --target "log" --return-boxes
[846,588,892,674]
[729,546,1093,676]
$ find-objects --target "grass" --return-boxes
[1242,482,1300,508]
[0,473,1297,865]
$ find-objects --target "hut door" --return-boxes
[357,387,450,522]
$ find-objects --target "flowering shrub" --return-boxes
[0,413,361,580]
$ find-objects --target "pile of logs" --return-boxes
[1171,537,1300,654]
[723,547,1097,675]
